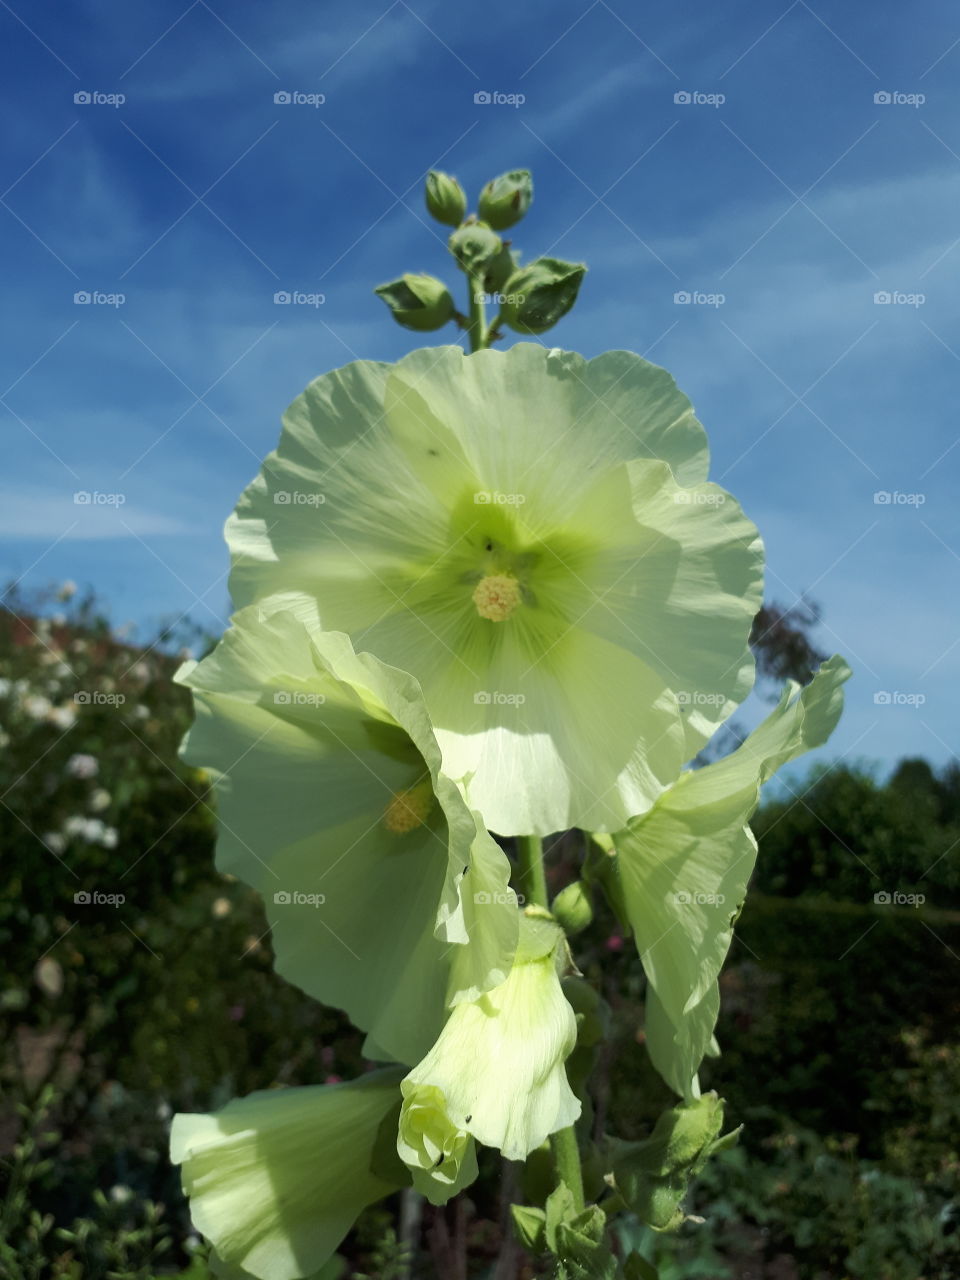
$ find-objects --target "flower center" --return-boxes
[472,573,522,622]
[383,778,435,834]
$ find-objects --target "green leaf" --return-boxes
[623,1254,659,1280]
[510,1203,547,1252]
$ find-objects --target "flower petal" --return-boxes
[171,1069,405,1280]
[615,655,850,1096]
[179,608,516,1065]
[401,917,580,1162]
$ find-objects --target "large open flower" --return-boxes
[226,343,764,836]
[178,607,518,1067]
[612,655,850,1098]
[398,913,579,1186]
[171,1068,408,1280]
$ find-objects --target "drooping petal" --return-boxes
[178,607,517,1066]
[614,655,851,1097]
[399,916,580,1165]
[170,1069,406,1280]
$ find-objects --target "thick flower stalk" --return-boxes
[225,343,763,837]
[170,1069,408,1280]
[178,605,518,1066]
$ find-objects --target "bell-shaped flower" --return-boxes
[171,1068,408,1280]
[177,606,518,1067]
[397,914,580,1190]
[612,655,851,1098]
[226,343,764,836]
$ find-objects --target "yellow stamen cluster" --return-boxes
[472,573,522,622]
[383,778,435,834]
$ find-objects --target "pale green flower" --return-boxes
[171,1069,406,1280]
[226,343,764,837]
[178,606,518,1067]
[396,1083,479,1203]
[398,915,580,1176]
[614,655,851,1098]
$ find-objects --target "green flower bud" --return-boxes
[448,220,502,275]
[482,243,519,295]
[425,170,467,227]
[374,273,455,332]
[552,880,594,936]
[478,169,533,230]
[500,257,586,334]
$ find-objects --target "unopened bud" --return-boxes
[478,169,533,230]
[425,170,467,227]
[501,258,585,334]
[482,244,519,295]
[552,880,593,936]
[448,221,502,274]
[374,274,455,332]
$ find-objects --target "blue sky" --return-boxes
[1,0,957,778]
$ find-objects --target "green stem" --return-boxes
[515,834,547,909]
[551,1124,585,1211]
[466,272,487,352]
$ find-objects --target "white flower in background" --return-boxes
[67,753,99,779]
[63,816,115,846]
[23,695,53,720]
[89,788,112,812]
[130,661,151,683]
[48,705,77,731]
[134,705,150,720]
[0,679,10,698]
[43,832,66,854]
[57,580,77,600]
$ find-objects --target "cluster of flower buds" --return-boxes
[374,167,586,342]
